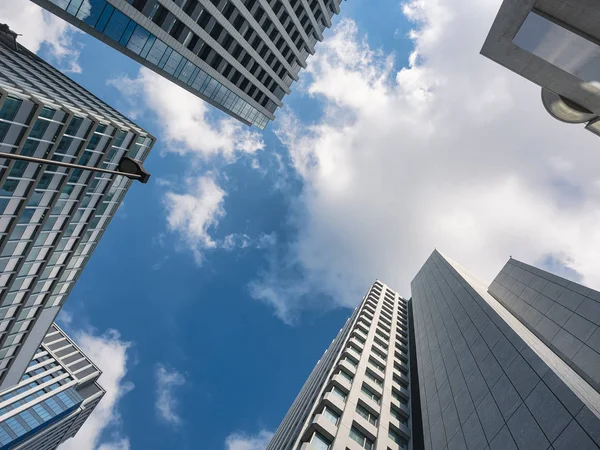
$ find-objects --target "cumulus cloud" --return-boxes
[155,364,186,426]
[59,330,133,450]
[163,174,227,263]
[225,430,274,450]
[107,69,264,160]
[1,0,83,73]
[250,0,600,322]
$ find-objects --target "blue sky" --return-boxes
[4,0,600,449]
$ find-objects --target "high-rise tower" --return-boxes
[31,0,345,129]
[269,250,600,449]
[0,323,104,450]
[267,282,413,450]
[0,25,154,391]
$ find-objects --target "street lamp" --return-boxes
[0,152,150,183]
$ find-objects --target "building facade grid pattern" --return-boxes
[32,0,344,128]
[489,258,600,392]
[1,323,105,450]
[411,250,600,450]
[0,34,153,390]
[268,282,412,450]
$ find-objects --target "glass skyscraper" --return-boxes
[269,251,600,450]
[31,0,345,129]
[0,25,154,392]
[0,323,104,450]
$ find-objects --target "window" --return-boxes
[331,386,347,402]
[376,329,389,342]
[372,346,387,361]
[374,337,388,350]
[365,369,382,387]
[361,384,380,405]
[389,429,408,449]
[513,12,600,85]
[322,406,339,425]
[343,355,358,368]
[338,369,353,383]
[310,432,330,450]
[349,344,361,356]
[392,389,407,405]
[390,406,407,425]
[349,426,374,450]
[356,403,377,426]
[368,357,385,373]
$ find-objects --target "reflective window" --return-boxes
[0,96,22,121]
[356,403,377,426]
[338,369,353,383]
[514,12,600,87]
[361,384,380,404]
[331,386,347,402]
[126,26,151,55]
[388,429,407,449]
[104,9,131,42]
[77,0,108,26]
[322,406,339,425]
[349,427,373,450]
[310,432,330,450]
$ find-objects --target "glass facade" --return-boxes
[0,30,154,388]
[44,0,270,128]
[514,12,600,88]
[0,351,82,449]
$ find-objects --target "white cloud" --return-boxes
[250,1,600,322]
[225,430,274,450]
[107,69,264,160]
[1,0,83,73]
[57,310,73,327]
[163,174,226,263]
[59,330,133,450]
[155,364,186,426]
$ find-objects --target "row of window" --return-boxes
[49,0,269,127]
[0,103,146,381]
[310,421,407,449]
[0,34,137,131]
[135,0,284,108]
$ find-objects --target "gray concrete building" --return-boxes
[31,0,344,129]
[0,323,104,450]
[481,0,600,137]
[412,250,600,450]
[270,250,600,450]
[0,25,154,392]
[268,281,413,450]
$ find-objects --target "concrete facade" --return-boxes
[412,250,600,450]
[0,323,104,450]
[0,27,154,391]
[268,282,413,450]
[489,258,600,393]
[480,0,600,137]
[31,0,344,129]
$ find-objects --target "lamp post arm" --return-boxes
[0,152,143,181]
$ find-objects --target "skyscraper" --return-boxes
[32,0,344,129]
[267,282,413,450]
[480,0,600,137]
[412,251,600,450]
[0,25,154,392]
[0,323,104,450]
[269,250,600,449]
